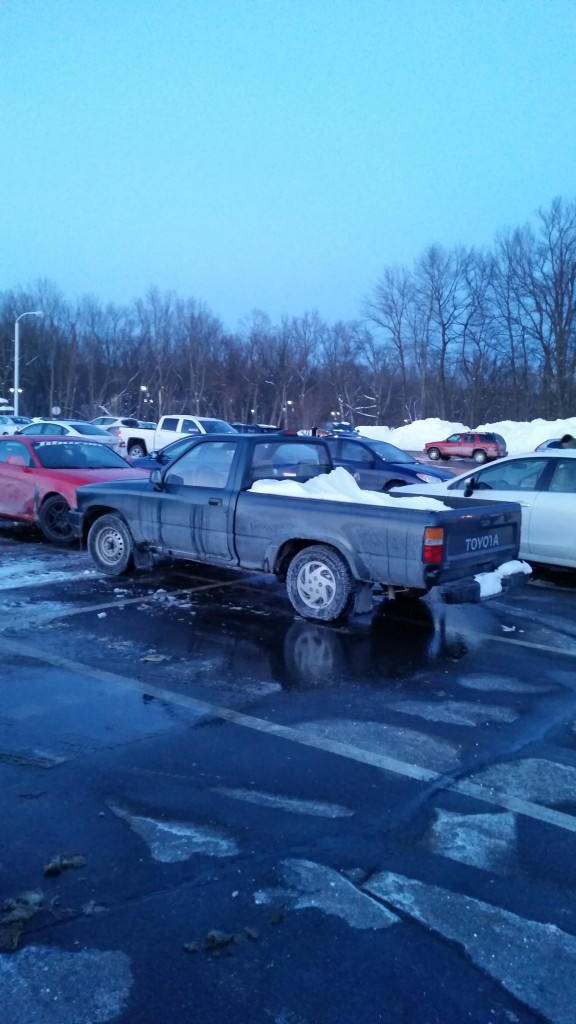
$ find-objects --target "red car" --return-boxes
[424,431,507,464]
[0,435,149,543]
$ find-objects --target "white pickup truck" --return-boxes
[111,414,237,458]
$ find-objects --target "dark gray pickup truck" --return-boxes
[70,434,526,622]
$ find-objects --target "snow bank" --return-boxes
[358,416,576,456]
[250,466,449,510]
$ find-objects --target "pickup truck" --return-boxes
[70,434,526,622]
[111,414,236,459]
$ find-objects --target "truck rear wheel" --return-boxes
[128,442,147,459]
[286,545,355,622]
[427,447,441,461]
[88,515,135,575]
[473,449,488,464]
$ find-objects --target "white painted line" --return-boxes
[3,577,245,624]
[2,637,576,835]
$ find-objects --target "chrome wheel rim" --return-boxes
[296,560,336,610]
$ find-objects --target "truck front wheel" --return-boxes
[286,545,355,622]
[88,515,135,575]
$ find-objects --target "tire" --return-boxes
[87,514,135,575]
[128,442,147,459]
[286,544,355,622]
[473,449,488,464]
[38,495,74,544]
[382,479,406,492]
[427,447,441,461]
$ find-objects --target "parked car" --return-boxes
[69,433,525,621]
[0,414,32,434]
[324,436,454,490]
[535,438,561,451]
[231,422,280,434]
[17,419,126,454]
[323,421,359,436]
[395,449,576,570]
[0,435,148,542]
[91,415,123,426]
[424,431,507,464]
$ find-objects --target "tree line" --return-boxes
[1,196,575,428]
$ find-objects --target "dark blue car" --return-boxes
[325,436,454,491]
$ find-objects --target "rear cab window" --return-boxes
[248,441,331,484]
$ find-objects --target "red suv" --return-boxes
[424,431,507,464]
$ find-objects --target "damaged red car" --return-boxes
[0,435,149,543]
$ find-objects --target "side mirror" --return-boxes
[464,477,476,497]
[6,454,26,467]
[150,468,164,490]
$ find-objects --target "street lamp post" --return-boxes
[14,310,43,415]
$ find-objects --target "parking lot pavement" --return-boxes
[2,531,576,1023]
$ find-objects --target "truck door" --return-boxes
[159,439,238,561]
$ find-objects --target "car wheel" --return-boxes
[88,514,135,575]
[286,544,355,621]
[38,495,74,544]
[473,449,488,464]
[382,479,406,492]
[128,442,147,458]
[427,447,441,461]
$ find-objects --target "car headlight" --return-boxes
[416,473,439,483]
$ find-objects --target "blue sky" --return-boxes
[1,0,575,330]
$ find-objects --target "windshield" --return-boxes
[360,439,417,464]
[198,419,237,434]
[33,441,129,469]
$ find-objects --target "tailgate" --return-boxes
[438,502,521,580]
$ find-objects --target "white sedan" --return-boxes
[396,449,576,570]
[17,419,126,455]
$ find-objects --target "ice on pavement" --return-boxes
[250,465,449,510]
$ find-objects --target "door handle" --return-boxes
[208,497,222,506]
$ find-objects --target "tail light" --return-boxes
[423,527,444,564]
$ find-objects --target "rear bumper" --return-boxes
[434,567,528,604]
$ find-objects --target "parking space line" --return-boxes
[2,636,576,835]
[482,632,576,657]
[6,577,245,623]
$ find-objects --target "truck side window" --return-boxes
[165,441,235,488]
[161,417,178,431]
[181,419,201,435]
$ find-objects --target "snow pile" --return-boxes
[250,466,449,510]
[474,559,532,599]
[358,416,576,456]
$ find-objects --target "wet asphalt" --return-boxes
[1,524,576,1023]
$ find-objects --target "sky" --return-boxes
[1,1,575,331]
